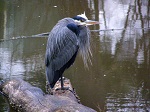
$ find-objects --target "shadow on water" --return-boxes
[0,0,150,111]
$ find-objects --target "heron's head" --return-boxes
[73,12,99,26]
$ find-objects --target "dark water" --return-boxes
[0,0,150,112]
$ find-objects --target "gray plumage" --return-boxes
[45,17,92,88]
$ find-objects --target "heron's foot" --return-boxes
[56,87,70,91]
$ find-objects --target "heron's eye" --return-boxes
[80,19,85,22]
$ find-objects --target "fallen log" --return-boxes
[0,78,96,112]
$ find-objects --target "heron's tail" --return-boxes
[46,66,54,88]
[46,66,61,88]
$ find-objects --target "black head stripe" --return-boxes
[73,16,86,22]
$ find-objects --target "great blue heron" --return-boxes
[45,12,99,90]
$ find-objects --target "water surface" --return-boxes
[0,0,150,111]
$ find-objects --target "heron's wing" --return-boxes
[45,25,79,71]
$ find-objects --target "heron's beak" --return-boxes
[85,20,100,26]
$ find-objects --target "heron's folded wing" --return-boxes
[46,26,79,71]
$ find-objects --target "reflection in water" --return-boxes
[0,38,46,87]
[98,0,150,111]
[107,78,150,111]
[98,0,150,65]
[137,48,144,65]
[0,0,150,111]
[106,87,150,112]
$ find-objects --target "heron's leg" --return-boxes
[60,76,64,89]
[56,76,69,90]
